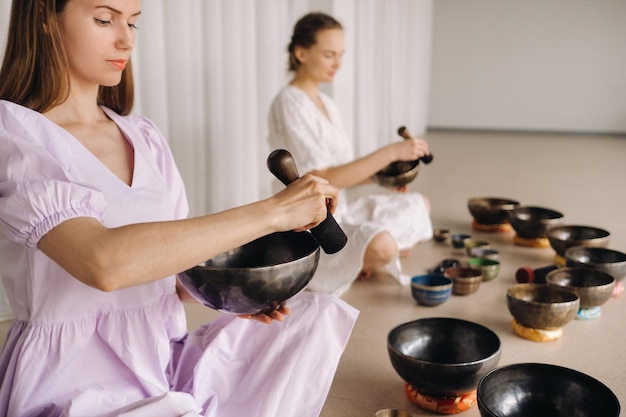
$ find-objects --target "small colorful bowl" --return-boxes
[464,239,490,256]
[445,266,483,295]
[451,233,472,249]
[433,228,451,243]
[467,258,501,281]
[411,274,453,306]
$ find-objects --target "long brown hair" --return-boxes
[0,0,134,115]
[288,12,343,72]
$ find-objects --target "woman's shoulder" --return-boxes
[272,85,308,108]
[0,100,42,129]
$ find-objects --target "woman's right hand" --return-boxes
[390,137,430,162]
[268,174,338,232]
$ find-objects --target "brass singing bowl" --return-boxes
[371,159,420,187]
[506,283,579,330]
[468,197,520,225]
[178,231,320,315]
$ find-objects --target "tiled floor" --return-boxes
[1,129,625,416]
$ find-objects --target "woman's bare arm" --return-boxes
[38,174,336,292]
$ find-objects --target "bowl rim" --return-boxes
[509,205,565,220]
[506,283,579,305]
[191,230,320,271]
[387,317,502,367]
[477,362,621,416]
[467,196,520,209]
[411,274,453,287]
[546,224,611,240]
[564,245,626,264]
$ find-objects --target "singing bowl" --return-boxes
[477,363,621,417]
[387,317,501,396]
[546,225,610,257]
[508,206,564,239]
[467,197,520,225]
[546,267,615,308]
[565,246,626,282]
[411,274,453,306]
[177,231,320,314]
[506,284,579,330]
[371,159,419,187]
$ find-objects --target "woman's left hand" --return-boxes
[238,303,292,324]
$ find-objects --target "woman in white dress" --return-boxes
[268,12,433,297]
[0,2,357,416]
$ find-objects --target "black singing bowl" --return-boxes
[565,245,626,282]
[508,206,564,239]
[546,267,615,308]
[177,231,320,315]
[467,197,520,225]
[371,159,420,187]
[387,317,502,396]
[546,224,610,257]
[477,363,621,417]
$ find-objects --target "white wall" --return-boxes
[428,0,626,134]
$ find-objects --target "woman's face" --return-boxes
[295,28,345,83]
[58,0,141,89]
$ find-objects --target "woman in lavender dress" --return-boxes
[0,1,357,416]
[268,13,433,296]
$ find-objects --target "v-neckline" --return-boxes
[45,106,138,189]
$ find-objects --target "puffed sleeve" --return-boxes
[128,114,189,220]
[0,104,106,249]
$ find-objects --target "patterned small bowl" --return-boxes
[411,274,453,306]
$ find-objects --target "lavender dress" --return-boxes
[0,101,358,417]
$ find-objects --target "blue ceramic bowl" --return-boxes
[411,274,453,306]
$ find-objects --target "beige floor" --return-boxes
[1,129,625,416]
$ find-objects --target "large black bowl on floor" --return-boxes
[177,231,320,315]
[546,224,610,257]
[477,363,621,417]
[387,317,501,396]
[508,206,564,239]
[467,197,520,225]
[565,246,626,282]
[546,267,615,308]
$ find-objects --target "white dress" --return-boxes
[0,100,359,417]
[268,86,433,296]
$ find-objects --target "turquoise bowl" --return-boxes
[411,274,453,306]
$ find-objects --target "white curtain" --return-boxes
[0,0,433,218]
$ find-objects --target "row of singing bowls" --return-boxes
[508,206,565,239]
[565,246,626,282]
[477,363,621,417]
[547,224,610,257]
[467,197,520,225]
[387,317,501,396]
[177,231,320,314]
